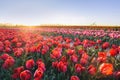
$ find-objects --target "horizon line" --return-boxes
[0,22,120,27]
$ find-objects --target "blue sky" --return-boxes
[0,0,120,25]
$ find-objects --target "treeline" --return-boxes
[0,24,120,30]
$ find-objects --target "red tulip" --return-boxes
[36,59,46,71]
[52,61,58,68]
[16,42,22,47]
[11,38,18,43]
[4,40,11,47]
[66,38,71,43]
[60,56,67,62]
[88,65,96,75]
[114,71,120,79]
[41,48,47,55]
[83,39,89,44]
[96,39,102,44]
[41,45,49,55]
[2,56,15,69]
[78,49,85,55]
[99,63,113,75]
[80,53,89,65]
[80,58,88,65]
[26,59,35,69]
[102,42,110,49]
[0,53,9,60]
[81,53,89,59]
[64,43,70,48]
[109,48,118,56]
[70,76,80,80]
[14,48,24,57]
[0,41,4,52]
[4,47,11,53]
[75,64,85,73]
[57,43,63,48]
[112,44,118,49]
[70,54,78,63]
[0,41,4,47]
[57,61,67,73]
[50,48,62,59]
[29,46,36,53]
[67,49,75,56]
[12,66,24,79]
[36,43,42,53]
[83,39,89,48]
[0,46,4,52]
[34,68,44,80]
[20,70,32,80]
[97,52,107,62]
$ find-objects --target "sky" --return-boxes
[0,0,120,26]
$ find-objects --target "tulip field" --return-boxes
[0,27,120,80]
